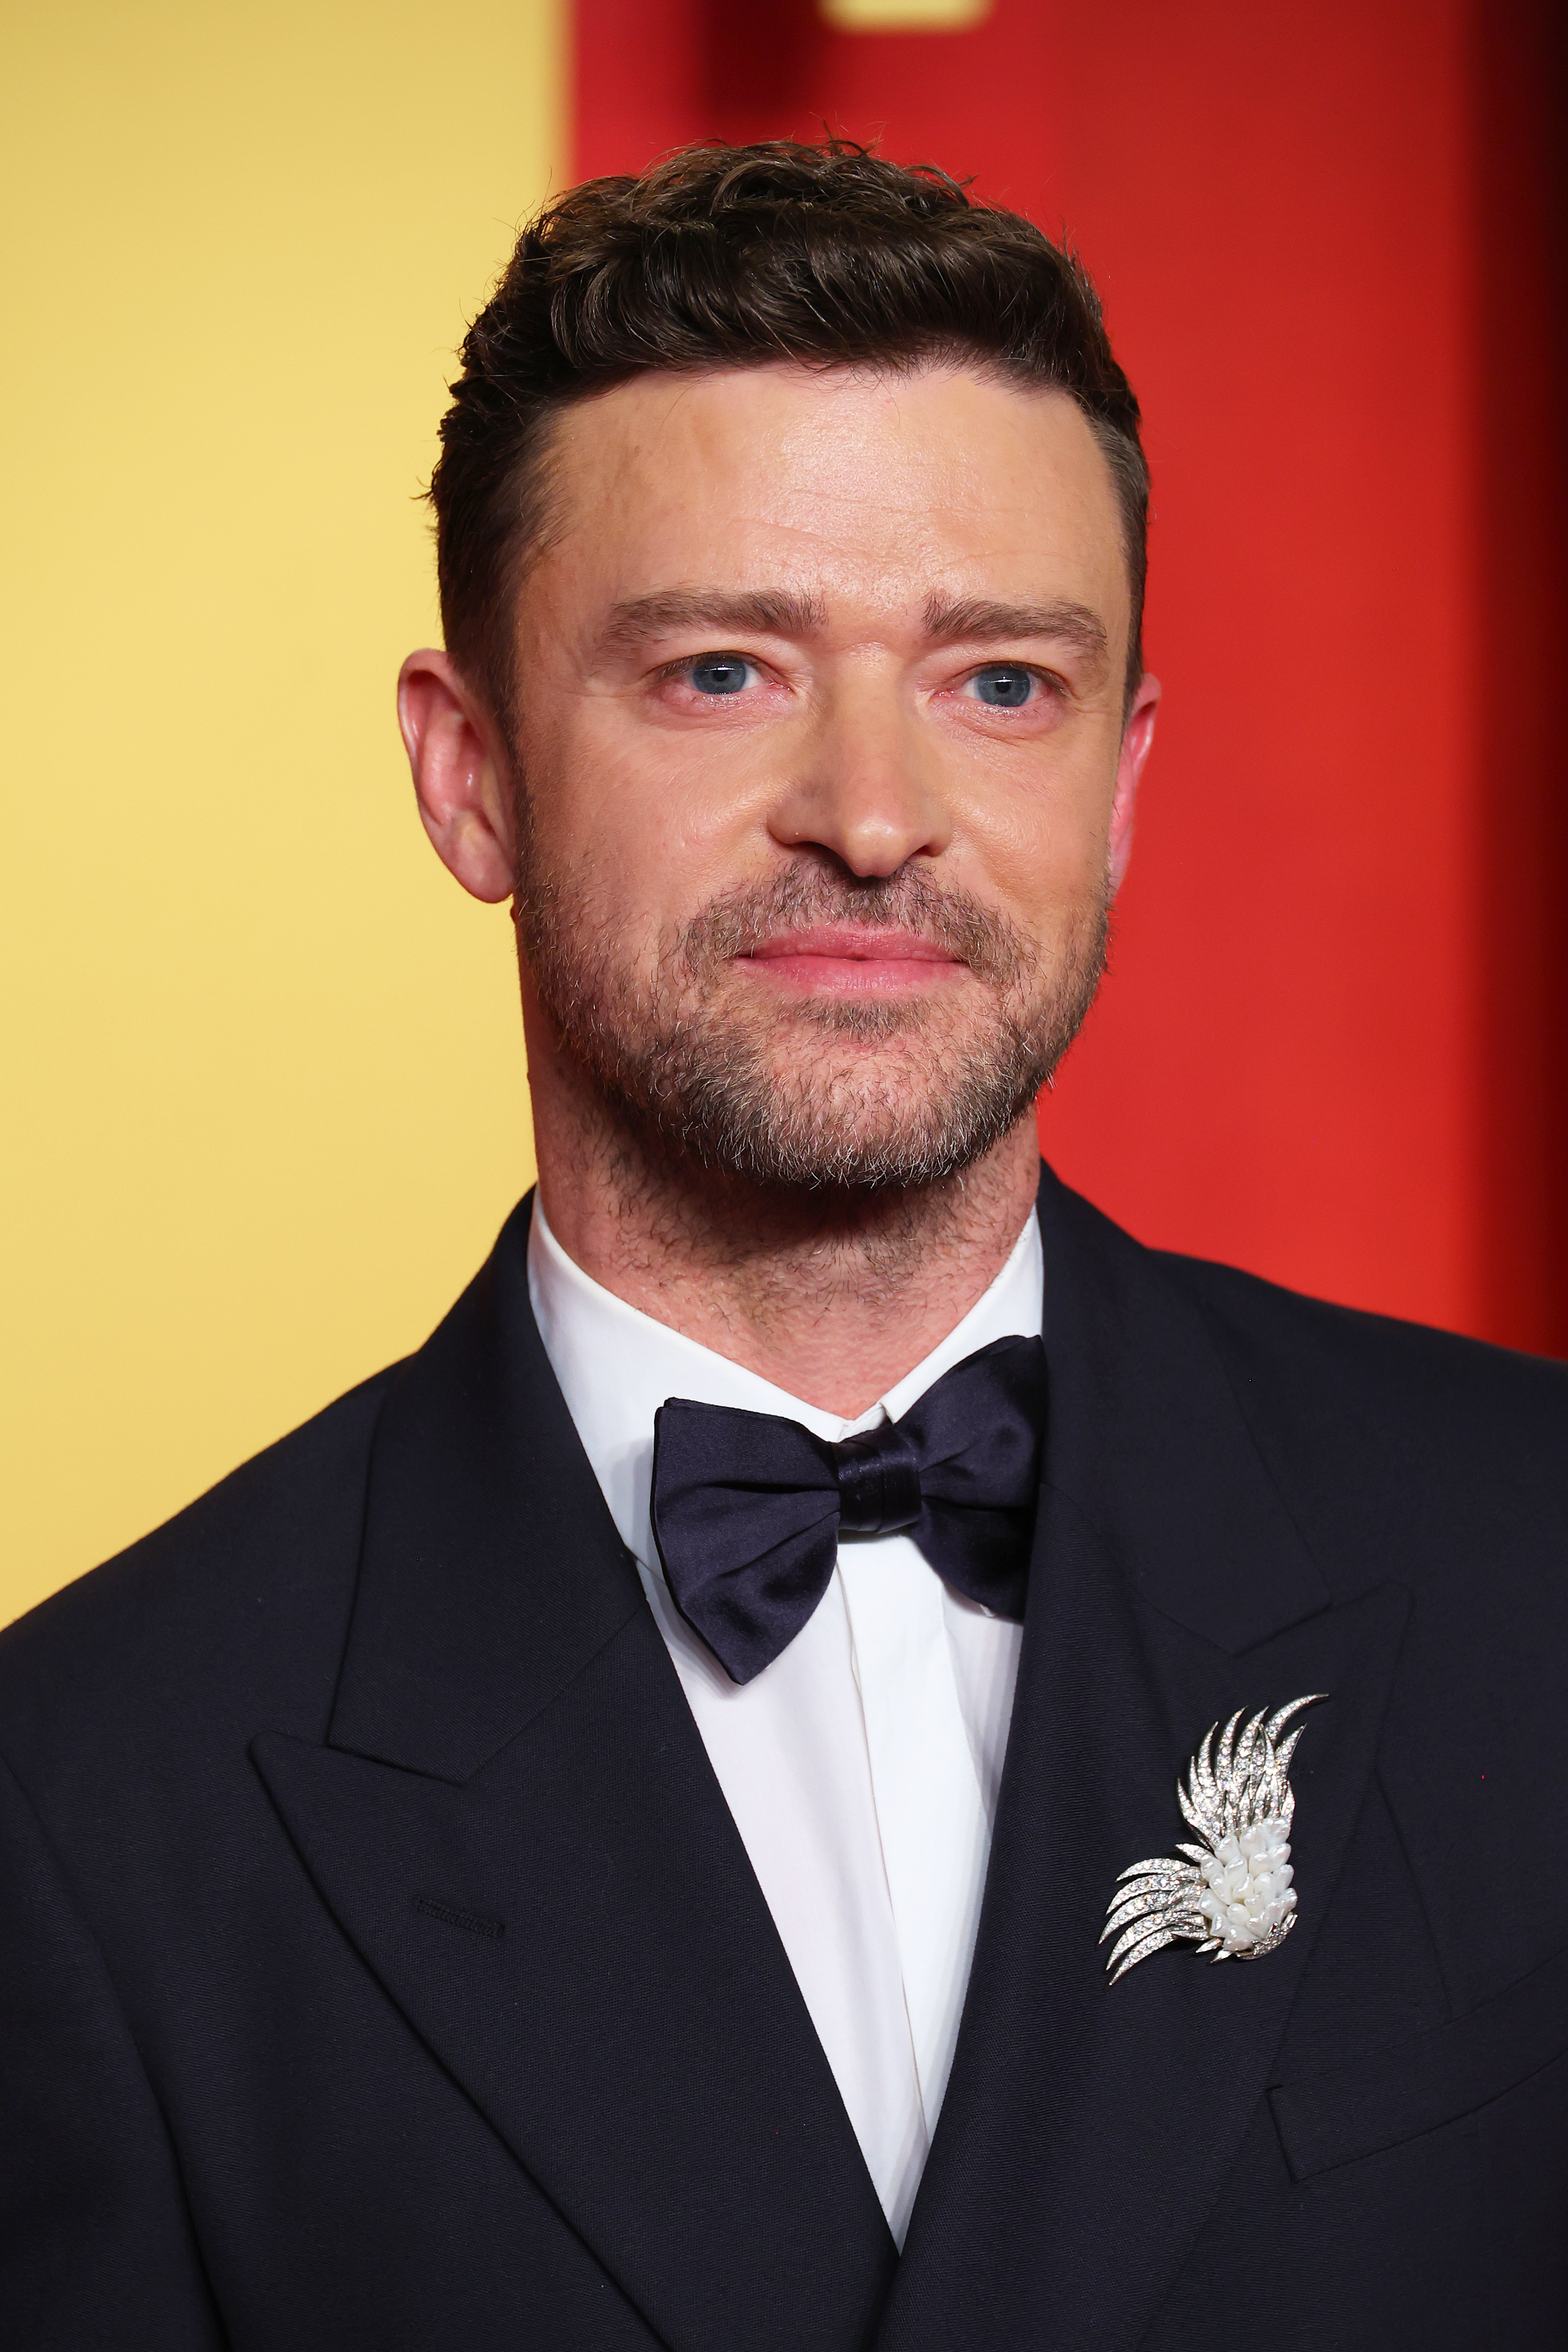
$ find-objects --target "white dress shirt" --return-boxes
[527,1197,1042,2246]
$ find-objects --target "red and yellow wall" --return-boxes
[4,0,1562,1625]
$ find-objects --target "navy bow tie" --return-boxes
[649,1334,1048,1684]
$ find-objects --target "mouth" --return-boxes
[737,925,968,998]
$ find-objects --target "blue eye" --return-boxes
[687,654,753,696]
[970,666,1036,707]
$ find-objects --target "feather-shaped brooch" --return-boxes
[1102,1695,1329,1985]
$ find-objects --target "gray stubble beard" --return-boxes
[516,849,1110,1197]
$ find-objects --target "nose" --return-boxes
[767,672,952,876]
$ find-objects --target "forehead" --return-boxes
[531,361,1129,631]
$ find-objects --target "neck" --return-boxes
[523,1003,1041,1419]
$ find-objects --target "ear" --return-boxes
[1108,673,1160,897]
[397,649,516,904]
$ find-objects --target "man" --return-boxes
[2,139,1565,2350]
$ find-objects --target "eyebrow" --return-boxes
[597,588,829,657]
[921,594,1110,663]
[593,585,1110,666]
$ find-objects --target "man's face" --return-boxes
[507,361,1154,1190]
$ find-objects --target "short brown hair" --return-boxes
[430,139,1149,732]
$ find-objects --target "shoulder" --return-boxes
[1048,1168,1568,1513]
[1145,1244,1568,1698]
[1048,1160,1567,1620]
[0,1365,398,1785]
[1154,1244,1568,1521]
[1158,1236,1568,1407]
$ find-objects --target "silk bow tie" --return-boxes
[649,1334,1048,1684]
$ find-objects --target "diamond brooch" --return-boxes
[1102,1695,1329,1985]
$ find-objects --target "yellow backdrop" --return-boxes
[1,1,560,1625]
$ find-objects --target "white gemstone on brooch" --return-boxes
[1102,1695,1328,1986]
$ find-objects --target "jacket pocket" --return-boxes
[1268,1940,1568,2181]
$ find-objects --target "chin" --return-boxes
[666,1030,1046,1194]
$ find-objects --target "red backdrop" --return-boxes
[572,0,1567,1353]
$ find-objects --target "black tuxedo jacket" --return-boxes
[4,1167,1567,2350]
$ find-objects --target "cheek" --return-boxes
[522,712,765,940]
[965,762,1117,930]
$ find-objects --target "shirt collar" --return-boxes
[527,1189,1044,1573]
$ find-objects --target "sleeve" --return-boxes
[0,1751,227,2350]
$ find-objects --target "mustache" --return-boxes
[673,864,1036,992]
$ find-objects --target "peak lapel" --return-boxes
[257,1199,895,2352]
[879,1171,1410,2352]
